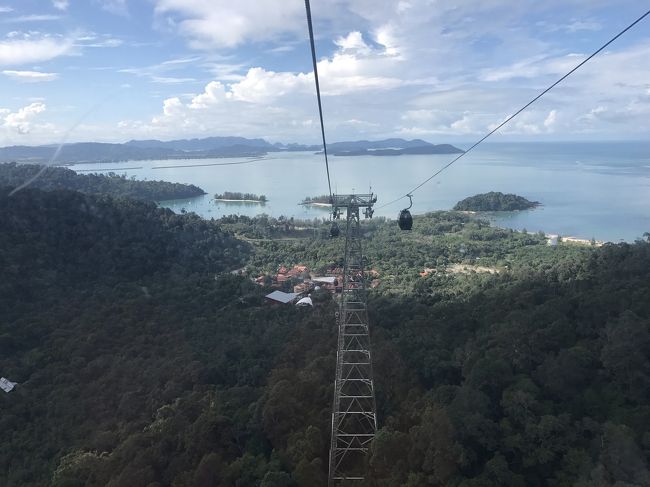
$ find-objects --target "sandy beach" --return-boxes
[300,202,332,207]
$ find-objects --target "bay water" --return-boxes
[70,142,650,242]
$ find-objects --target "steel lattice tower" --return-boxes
[328,194,378,485]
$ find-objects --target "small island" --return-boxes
[454,192,540,211]
[214,191,267,203]
[300,195,332,207]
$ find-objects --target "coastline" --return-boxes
[545,233,605,247]
[458,207,605,246]
[462,212,606,245]
[300,202,332,208]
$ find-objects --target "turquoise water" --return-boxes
[70,142,650,242]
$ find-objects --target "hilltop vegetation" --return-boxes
[1,187,649,486]
[0,163,206,201]
[454,191,540,211]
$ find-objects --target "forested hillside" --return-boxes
[1,189,649,486]
[0,163,206,201]
[454,192,540,211]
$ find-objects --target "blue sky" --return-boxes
[0,0,649,146]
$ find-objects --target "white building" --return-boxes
[0,377,17,393]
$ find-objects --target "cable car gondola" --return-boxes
[398,194,413,230]
[330,222,340,238]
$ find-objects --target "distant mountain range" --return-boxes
[0,137,464,164]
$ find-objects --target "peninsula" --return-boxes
[0,162,206,201]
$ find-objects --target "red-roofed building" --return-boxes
[287,264,309,278]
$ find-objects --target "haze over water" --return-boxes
[70,142,650,242]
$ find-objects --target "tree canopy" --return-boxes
[1,186,649,486]
[454,192,540,211]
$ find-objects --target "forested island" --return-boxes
[0,163,206,201]
[214,191,267,202]
[454,191,540,211]
[300,195,332,206]
[2,182,650,486]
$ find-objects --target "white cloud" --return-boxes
[118,56,201,84]
[3,70,59,82]
[480,53,586,82]
[4,0,648,145]
[229,67,311,103]
[0,6,14,13]
[0,35,74,66]
[267,45,295,54]
[187,81,230,108]
[152,0,304,49]
[52,0,70,10]
[342,118,379,128]
[150,76,196,84]
[335,31,370,54]
[399,109,494,136]
[131,0,647,141]
[2,102,46,134]
[202,61,247,81]
[565,19,601,32]
[537,18,602,33]
[486,109,562,135]
[76,36,124,48]
[2,15,63,23]
[396,1,412,14]
[160,56,201,65]
[374,25,401,57]
[543,109,557,129]
[96,0,128,16]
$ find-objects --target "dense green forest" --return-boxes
[454,192,540,211]
[0,163,206,201]
[1,186,649,486]
[215,192,267,202]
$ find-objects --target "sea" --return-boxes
[69,142,650,243]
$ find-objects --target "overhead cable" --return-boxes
[304,0,334,201]
[378,8,650,210]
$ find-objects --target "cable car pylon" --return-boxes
[328,193,378,485]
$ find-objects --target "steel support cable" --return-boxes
[304,0,334,202]
[377,8,650,210]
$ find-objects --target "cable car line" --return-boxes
[378,8,650,211]
[304,0,334,203]
[303,4,378,483]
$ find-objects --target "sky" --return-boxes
[0,0,649,146]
